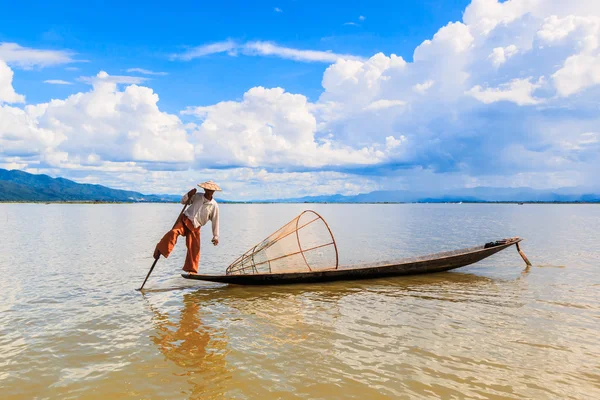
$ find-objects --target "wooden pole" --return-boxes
[516,242,532,267]
[137,203,188,291]
[137,257,159,292]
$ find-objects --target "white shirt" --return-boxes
[181,193,220,240]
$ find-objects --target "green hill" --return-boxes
[0,169,178,202]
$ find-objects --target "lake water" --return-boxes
[0,203,598,399]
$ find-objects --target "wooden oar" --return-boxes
[137,203,188,291]
[516,242,532,267]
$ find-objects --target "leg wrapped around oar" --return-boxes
[138,203,188,291]
[155,214,188,259]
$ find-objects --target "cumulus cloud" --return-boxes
[412,80,435,94]
[535,14,600,96]
[488,45,518,66]
[183,86,385,168]
[413,22,474,61]
[35,73,193,165]
[1,68,193,175]
[0,60,25,103]
[467,77,544,105]
[385,135,406,150]
[553,53,600,96]
[0,105,62,158]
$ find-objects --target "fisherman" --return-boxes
[153,180,221,274]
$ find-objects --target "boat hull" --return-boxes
[182,238,521,285]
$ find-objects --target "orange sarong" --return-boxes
[155,215,200,273]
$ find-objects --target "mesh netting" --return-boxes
[226,210,339,275]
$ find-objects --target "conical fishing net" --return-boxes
[226,210,339,275]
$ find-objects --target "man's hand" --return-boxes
[186,188,197,204]
[211,238,219,246]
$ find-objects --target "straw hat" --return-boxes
[198,180,222,191]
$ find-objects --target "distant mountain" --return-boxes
[2,168,599,203]
[0,169,178,202]
[268,187,600,203]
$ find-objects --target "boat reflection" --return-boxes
[189,271,505,303]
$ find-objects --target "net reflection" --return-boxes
[147,294,231,399]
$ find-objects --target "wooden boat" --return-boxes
[182,237,525,285]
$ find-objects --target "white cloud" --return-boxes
[364,99,406,111]
[413,21,474,61]
[243,41,363,63]
[0,42,75,69]
[274,7,282,13]
[1,66,192,173]
[170,40,362,63]
[385,135,406,150]
[412,80,435,94]
[78,71,148,86]
[0,103,63,158]
[537,15,600,96]
[44,79,72,85]
[559,132,599,151]
[553,53,600,96]
[36,73,193,164]
[344,16,365,27]
[463,0,533,35]
[126,68,168,76]
[321,53,406,104]
[169,40,238,61]
[488,44,518,66]
[467,77,543,105]
[0,60,25,103]
[183,86,385,168]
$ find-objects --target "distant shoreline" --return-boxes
[3,169,598,205]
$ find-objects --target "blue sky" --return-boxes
[1,0,599,199]
[1,0,470,109]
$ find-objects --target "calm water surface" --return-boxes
[0,203,599,399]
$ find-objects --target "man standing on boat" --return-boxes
[153,181,221,274]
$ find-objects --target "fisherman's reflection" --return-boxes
[149,293,230,399]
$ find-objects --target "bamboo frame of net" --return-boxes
[226,210,339,275]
